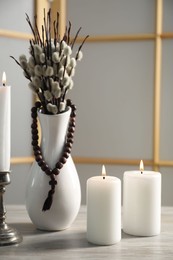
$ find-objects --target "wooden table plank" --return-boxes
[0,206,172,259]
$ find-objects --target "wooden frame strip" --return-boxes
[0,29,32,40]
[10,156,173,168]
[153,0,163,171]
[51,0,66,38]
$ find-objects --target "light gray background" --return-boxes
[0,0,173,206]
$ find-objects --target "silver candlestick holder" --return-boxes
[0,171,22,246]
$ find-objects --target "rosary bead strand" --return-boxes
[31,99,76,211]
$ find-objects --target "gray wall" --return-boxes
[0,0,173,206]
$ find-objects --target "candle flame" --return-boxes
[2,72,6,85]
[102,165,106,177]
[140,160,144,172]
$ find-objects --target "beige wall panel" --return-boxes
[163,0,173,32]
[0,0,34,33]
[160,39,173,161]
[67,0,155,36]
[70,41,154,160]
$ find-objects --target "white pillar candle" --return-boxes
[0,72,11,171]
[123,160,161,236]
[87,165,121,245]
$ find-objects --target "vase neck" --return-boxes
[38,107,71,169]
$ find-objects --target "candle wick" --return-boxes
[141,171,143,174]
[103,176,105,179]
[2,83,5,87]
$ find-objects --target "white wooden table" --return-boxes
[0,206,173,259]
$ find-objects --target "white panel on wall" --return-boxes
[0,37,33,157]
[67,0,155,36]
[160,168,173,206]
[69,41,154,160]
[163,0,173,32]
[4,164,31,205]
[0,0,34,33]
[160,40,173,161]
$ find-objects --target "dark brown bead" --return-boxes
[31,122,37,129]
[52,168,60,175]
[31,107,37,113]
[34,150,41,156]
[67,132,74,139]
[36,155,42,162]
[71,105,77,111]
[38,160,45,166]
[31,112,37,118]
[71,111,76,117]
[63,152,69,159]
[45,169,52,176]
[68,127,75,133]
[70,121,75,127]
[33,145,41,151]
[67,139,73,146]
[65,147,71,153]
[41,163,49,171]
[32,134,39,141]
[49,179,57,186]
[60,157,67,164]
[35,101,41,108]
[32,140,38,146]
[70,117,76,123]
[32,129,38,135]
[55,162,63,169]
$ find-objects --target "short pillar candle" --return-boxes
[87,165,121,245]
[123,160,161,236]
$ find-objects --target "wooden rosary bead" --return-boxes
[65,147,71,154]
[41,163,49,171]
[32,140,38,146]
[68,126,75,133]
[31,111,37,118]
[71,105,77,111]
[31,122,37,129]
[45,169,52,176]
[32,129,38,135]
[31,107,37,113]
[32,134,39,141]
[63,152,69,159]
[55,162,63,169]
[69,121,75,127]
[33,145,41,151]
[38,160,45,166]
[71,111,76,117]
[67,132,74,139]
[35,155,42,162]
[60,157,67,164]
[67,139,73,145]
[52,168,60,175]
[35,101,41,108]
[49,179,57,186]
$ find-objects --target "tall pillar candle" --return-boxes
[0,72,11,171]
[87,166,121,245]
[123,160,161,236]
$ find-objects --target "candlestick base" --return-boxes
[0,223,22,246]
[0,171,22,246]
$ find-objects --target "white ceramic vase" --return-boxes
[26,107,81,231]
